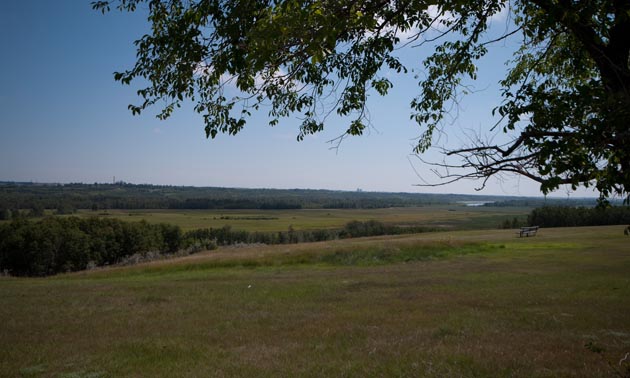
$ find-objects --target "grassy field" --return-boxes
[69,205,531,232]
[1,225,629,377]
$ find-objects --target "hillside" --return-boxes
[1,226,629,377]
[0,181,598,211]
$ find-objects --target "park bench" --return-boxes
[518,226,539,237]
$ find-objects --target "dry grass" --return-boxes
[1,226,629,377]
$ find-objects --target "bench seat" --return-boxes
[517,226,539,237]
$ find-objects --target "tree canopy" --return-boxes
[93,0,630,203]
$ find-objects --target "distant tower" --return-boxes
[113,176,116,184]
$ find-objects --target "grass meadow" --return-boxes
[1,225,629,377]
[71,205,531,232]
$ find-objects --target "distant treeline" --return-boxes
[169,198,302,210]
[0,217,431,277]
[528,206,630,227]
[0,182,564,211]
[486,198,598,208]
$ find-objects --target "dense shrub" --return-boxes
[0,217,433,276]
[181,220,428,250]
[0,217,184,276]
[341,220,387,238]
[528,206,630,228]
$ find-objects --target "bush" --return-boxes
[0,217,184,276]
[528,206,630,228]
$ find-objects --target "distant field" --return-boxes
[1,226,629,377]
[70,205,532,232]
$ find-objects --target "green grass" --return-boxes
[69,205,531,232]
[1,226,629,377]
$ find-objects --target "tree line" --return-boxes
[185,220,432,249]
[0,182,533,211]
[0,217,431,277]
[0,217,182,276]
[527,206,630,228]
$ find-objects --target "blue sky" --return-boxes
[0,1,598,198]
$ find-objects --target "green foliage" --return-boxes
[342,219,385,238]
[29,204,45,217]
[0,214,435,276]
[528,206,630,228]
[1,181,548,211]
[498,217,523,229]
[0,217,184,276]
[93,0,630,202]
[181,219,429,250]
[0,208,11,220]
[55,204,75,215]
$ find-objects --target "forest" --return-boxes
[0,216,434,276]
[528,206,630,228]
[0,217,181,276]
[0,181,600,214]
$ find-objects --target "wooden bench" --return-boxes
[517,226,539,237]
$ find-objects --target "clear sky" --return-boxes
[0,0,598,198]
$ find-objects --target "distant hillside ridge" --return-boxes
[0,181,599,211]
